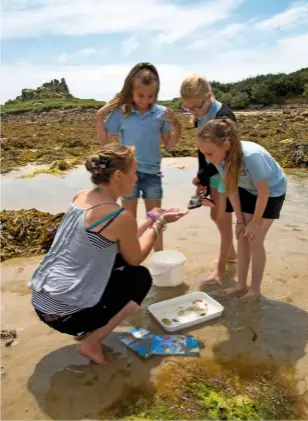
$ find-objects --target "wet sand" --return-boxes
[1,157,308,420]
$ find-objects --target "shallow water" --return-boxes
[1,158,308,420]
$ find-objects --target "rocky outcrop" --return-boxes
[5,78,73,104]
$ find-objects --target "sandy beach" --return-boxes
[1,157,308,420]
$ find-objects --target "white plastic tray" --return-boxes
[148,291,224,332]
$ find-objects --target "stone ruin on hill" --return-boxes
[5,78,73,104]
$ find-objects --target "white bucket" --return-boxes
[150,250,186,287]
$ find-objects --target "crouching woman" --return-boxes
[29,144,186,363]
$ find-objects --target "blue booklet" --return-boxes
[119,327,200,359]
[151,334,200,356]
[119,327,153,359]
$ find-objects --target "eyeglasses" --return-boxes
[183,97,207,112]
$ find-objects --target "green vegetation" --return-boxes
[101,356,306,420]
[2,97,105,114]
[3,69,307,115]
[211,68,308,108]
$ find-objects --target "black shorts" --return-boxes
[35,255,152,337]
[239,187,285,219]
[226,198,233,213]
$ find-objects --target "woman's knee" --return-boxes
[135,265,153,290]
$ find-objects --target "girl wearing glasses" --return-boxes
[181,74,237,284]
[96,63,182,251]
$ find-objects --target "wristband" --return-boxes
[149,226,159,240]
[156,218,167,231]
[236,221,245,225]
[146,212,157,222]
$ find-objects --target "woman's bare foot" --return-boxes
[239,289,260,301]
[223,283,248,296]
[205,270,224,284]
[78,341,110,364]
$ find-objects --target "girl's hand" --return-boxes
[97,97,120,117]
[192,176,200,186]
[196,184,205,196]
[161,208,188,223]
[235,222,246,239]
[164,108,179,126]
[200,187,215,207]
[201,198,215,208]
[244,220,260,240]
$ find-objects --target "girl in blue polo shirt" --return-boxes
[96,62,181,251]
[198,118,287,300]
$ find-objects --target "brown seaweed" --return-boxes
[0,209,64,261]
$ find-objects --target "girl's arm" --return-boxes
[251,180,269,223]
[162,120,181,150]
[96,112,108,147]
[241,180,269,239]
[228,188,244,223]
[96,98,120,148]
[227,188,246,239]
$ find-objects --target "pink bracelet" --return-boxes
[146,212,157,222]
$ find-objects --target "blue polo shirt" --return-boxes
[104,104,172,174]
[216,141,287,197]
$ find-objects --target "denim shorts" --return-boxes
[123,171,163,200]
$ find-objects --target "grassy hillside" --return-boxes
[2,68,308,114]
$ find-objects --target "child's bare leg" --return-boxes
[241,219,274,300]
[145,199,163,251]
[224,213,252,295]
[207,189,236,283]
[78,301,139,364]
[208,213,234,283]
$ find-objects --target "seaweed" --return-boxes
[0,209,64,261]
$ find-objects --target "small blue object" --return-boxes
[119,327,200,359]
[119,327,153,359]
[151,335,200,356]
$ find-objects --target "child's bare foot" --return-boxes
[78,341,111,364]
[227,249,237,262]
[205,270,224,284]
[212,256,237,264]
[239,289,260,301]
[223,284,248,296]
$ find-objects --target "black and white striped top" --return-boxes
[32,231,115,316]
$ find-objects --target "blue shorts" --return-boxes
[123,171,163,200]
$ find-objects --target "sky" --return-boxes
[1,0,308,103]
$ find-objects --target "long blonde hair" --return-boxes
[180,74,213,101]
[198,118,243,193]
